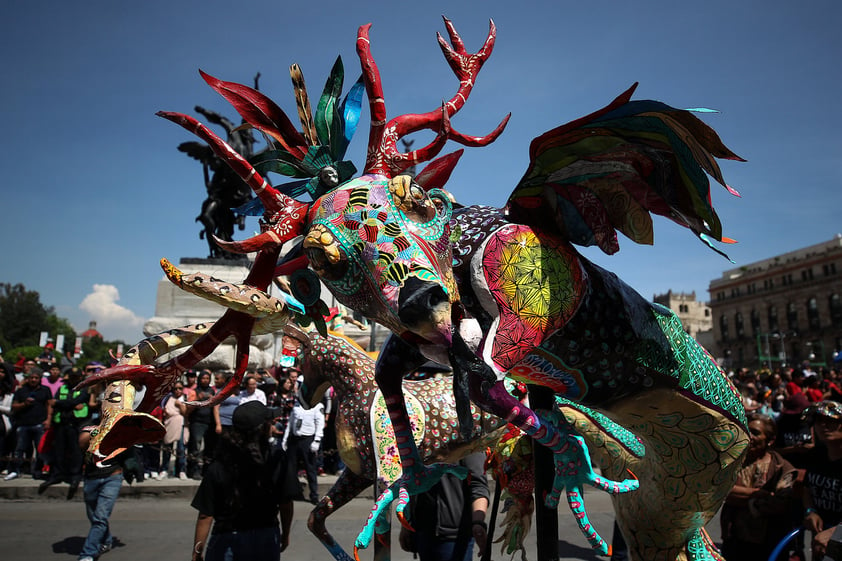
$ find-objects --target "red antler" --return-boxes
[358,17,511,178]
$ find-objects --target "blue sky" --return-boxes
[2,0,840,344]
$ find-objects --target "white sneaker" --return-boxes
[178,472,187,480]
[158,471,168,479]
[79,556,95,561]
[3,472,18,481]
[144,472,152,481]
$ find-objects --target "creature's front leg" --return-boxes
[354,335,467,560]
[450,332,637,555]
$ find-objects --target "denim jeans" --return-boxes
[80,473,122,558]
[11,423,45,474]
[161,437,186,475]
[206,526,281,561]
[415,536,474,561]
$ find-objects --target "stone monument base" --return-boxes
[143,257,277,371]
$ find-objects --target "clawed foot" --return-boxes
[538,414,638,554]
[353,462,468,560]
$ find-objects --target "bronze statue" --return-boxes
[178,106,255,259]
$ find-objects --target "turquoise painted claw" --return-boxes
[546,433,639,509]
[535,412,639,555]
[353,462,468,555]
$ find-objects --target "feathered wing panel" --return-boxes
[507,83,743,257]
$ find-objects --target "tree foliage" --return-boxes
[0,283,77,356]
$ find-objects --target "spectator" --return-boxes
[804,375,824,403]
[240,375,267,405]
[77,425,127,561]
[42,365,64,397]
[271,374,295,449]
[5,370,52,480]
[161,383,189,479]
[16,358,38,386]
[720,413,799,561]
[183,371,199,402]
[398,451,490,561]
[39,367,89,498]
[826,370,842,401]
[190,401,293,561]
[281,397,324,505]
[802,400,842,560]
[187,371,215,479]
[257,368,277,404]
[786,370,805,397]
[215,374,241,431]
[775,392,814,469]
[0,363,14,474]
[37,342,57,371]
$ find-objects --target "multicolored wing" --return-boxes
[507,83,743,257]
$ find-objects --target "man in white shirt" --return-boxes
[281,398,324,504]
[238,375,266,405]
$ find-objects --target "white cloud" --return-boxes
[79,284,145,336]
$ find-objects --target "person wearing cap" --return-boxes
[37,342,57,370]
[191,401,293,561]
[775,392,814,469]
[801,400,842,559]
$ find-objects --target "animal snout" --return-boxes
[398,277,448,327]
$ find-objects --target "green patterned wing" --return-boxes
[507,83,744,258]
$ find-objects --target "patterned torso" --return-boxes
[452,205,745,426]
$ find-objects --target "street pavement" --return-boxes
[0,474,722,561]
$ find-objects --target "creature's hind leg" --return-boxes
[574,389,747,561]
[309,469,375,561]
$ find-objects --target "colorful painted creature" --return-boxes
[98,17,749,561]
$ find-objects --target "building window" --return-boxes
[768,305,779,332]
[801,269,814,281]
[735,312,745,338]
[751,309,761,336]
[830,294,842,327]
[704,309,710,317]
[807,297,820,330]
[823,263,837,276]
[787,302,798,331]
[720,315,729,341]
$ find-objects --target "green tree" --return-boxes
[0,283,77,356]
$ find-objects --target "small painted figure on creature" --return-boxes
[84,16,748,561]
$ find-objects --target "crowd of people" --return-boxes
[0,343,343,494]
[717,363,842,561]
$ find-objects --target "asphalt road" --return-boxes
[0,491,721,561]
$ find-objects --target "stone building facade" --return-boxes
[652,291,712,342]
[708,235,842,370]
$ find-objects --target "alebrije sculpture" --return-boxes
[93,16,749,561]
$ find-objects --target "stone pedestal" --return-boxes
[143,257,278,371]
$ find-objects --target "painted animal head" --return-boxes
[160,17,507,343]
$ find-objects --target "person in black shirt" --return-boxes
[191,401,294,561]
[802,400,842,559]
[5,371,52,480]
[187,370,216,478]
[398,452,490,561]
